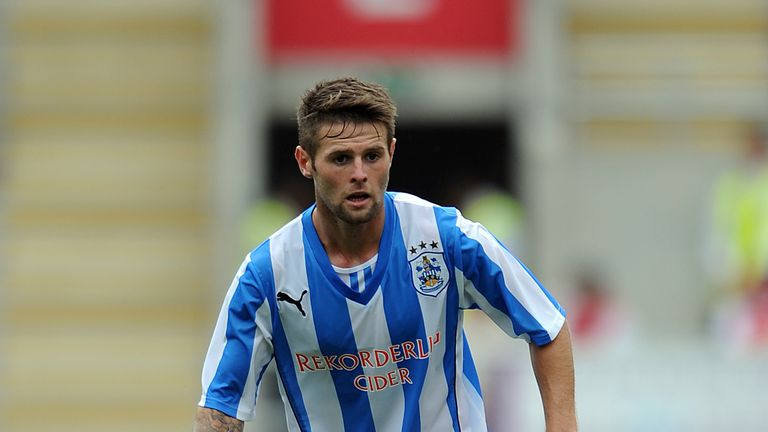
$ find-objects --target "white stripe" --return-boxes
[457,369,488,431]
[393,191,435,208]
[200,254,252,404]
[356,269,366,292]
[452,328,488,431]
[460,269,523,340]
[346,291,406,431]
[276,374,301,431]
[416,296,453,432]
[236,300,274,419]
[270,222,345,430]
[393,194,454,431]
[457,214,564,341]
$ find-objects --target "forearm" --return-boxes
[194,407,244,432]
[530,321,577,432]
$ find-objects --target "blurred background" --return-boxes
[1,0,767,430]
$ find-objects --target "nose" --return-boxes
[350,157,367,183]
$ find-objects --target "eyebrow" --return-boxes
[323,141,387,155]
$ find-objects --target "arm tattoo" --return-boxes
[194,407,244,432]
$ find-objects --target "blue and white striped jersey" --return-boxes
[199,192,566,431]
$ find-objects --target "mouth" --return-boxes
[346,192,371,205]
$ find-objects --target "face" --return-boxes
[295,121,395,226]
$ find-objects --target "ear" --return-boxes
[388,138,396,165]
[295,146,313,178]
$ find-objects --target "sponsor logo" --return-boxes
[277,290,307,317]
[295,331,442,393]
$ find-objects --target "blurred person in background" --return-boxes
[461,184,525,256]
[566,267,635,352]
[194,77,577,432]
[707,123,768,348]
[240,176,311,253]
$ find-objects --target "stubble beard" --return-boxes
[323,194,382,225]
[315,178,388,226]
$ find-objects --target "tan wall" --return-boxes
[0,1,215,430]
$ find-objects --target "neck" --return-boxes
[312,205,385,268]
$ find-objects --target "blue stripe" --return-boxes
[363,266,373,290]
[304,235,376,431]
[454,214,562,345]
[349,271,359,292]
[382,212,429,432]
[254,242,312,431]
[205,251,267,417]
[461,333,482,397]
[434,207,461,431]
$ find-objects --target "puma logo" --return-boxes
[277,290,308,317]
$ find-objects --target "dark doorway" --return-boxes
[267,121,516,210]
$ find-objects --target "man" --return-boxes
[708,124,768,347]
[195,77,577,431]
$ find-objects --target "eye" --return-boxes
[365,152,382,162]
[332,154,349,165]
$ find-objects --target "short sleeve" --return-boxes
[198,248,275,420]
[453,212,565,346]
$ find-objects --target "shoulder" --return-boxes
[389,190,462,217]
[388,191,458,218]
[388,191,435,207]
[246,213,304,283]
[242,214,304,282]
[388,193,494,246]
[265,213,305,248]
[388,191,464,242]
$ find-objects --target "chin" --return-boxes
[338,203,381,225]
[338,211,376,225]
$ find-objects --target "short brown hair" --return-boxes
[297,77,397,159]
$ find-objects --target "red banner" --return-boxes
[267,0,519,61]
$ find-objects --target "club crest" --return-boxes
[409,252,449,297]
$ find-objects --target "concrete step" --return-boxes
[8,41,210,111]
[8,0,209,21]
[1,404,197,432]
[4,139,210,207]
[572,34,768,79]
[0,324,208,431]
[4,230,209,310]
[569,0,768,33]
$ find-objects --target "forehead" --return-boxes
[315,121,387,152]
